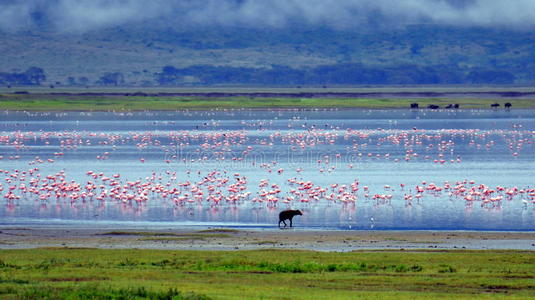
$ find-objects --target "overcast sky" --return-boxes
[1,0,534,33]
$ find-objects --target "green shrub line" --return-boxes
[3,257,424,273]
[181,259,424,273]
[1,251,532,276]
[3,257,426,273]
[4,286,211,300]
[1,95,534,110]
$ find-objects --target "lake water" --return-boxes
[1,109,534,230]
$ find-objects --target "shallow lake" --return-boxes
[1,109,534,230]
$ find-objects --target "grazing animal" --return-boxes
[410,103,419,109]
[453,104,460,109]
[278,210,302,228]
[427,104,439,109]
[505,102,512,109]
[491,103,500,108]
[445,104,453,109]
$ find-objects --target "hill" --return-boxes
[1,25,535,86]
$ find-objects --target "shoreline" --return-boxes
[2,92,534,111]
[2,226,534,251]
[1,107,529,113]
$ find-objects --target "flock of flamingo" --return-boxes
[1,110,535,226]
[2,167,535,211]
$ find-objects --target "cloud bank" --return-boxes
[1,0,535,33]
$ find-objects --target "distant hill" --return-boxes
[1,25,534,86]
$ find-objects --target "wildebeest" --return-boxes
[278,210,302,228]
[427,104,439,109]
[445,104,460,109]
[505,102,512,109]
[491,103,500,108]
[410,103,419,109]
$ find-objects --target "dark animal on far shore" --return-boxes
[445,104,460,109]
[427,104,439,109]
[491,103,500,108]
[505,102,512,109]
[410,103,419,109]
[279,210,302,228]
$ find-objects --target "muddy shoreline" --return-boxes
[1,227,534,251]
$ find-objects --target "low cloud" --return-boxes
[2,0,535,33]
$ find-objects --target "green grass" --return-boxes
[254,240,279,245]
[7,286,210,300]
[0,248,534,299]
[1,94,535,110]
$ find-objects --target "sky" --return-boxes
[1,0,535,33]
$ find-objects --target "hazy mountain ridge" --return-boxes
[1,25,534,86]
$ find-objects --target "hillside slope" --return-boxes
[1,25,535,86]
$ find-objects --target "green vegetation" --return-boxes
[1,93,534,110]
[8,286,210,300]
[0,248,534,299]
[254,240,279,245]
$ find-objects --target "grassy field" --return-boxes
[1,93,535,111]
[0,248,534,299]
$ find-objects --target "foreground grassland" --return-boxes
[0,249,534,299]
[1,94,535,110]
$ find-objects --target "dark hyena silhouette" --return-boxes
[278,210,302,228]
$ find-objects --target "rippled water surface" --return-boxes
[1,109,534,230]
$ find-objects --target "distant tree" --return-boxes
[97,72,124,86]
[162,65,177,74]
[78,77,89,86]
[0,67,45,86]
[150,63,513,86]
[410,44,423,55]
[67,77,77,86]
[24,67,46,85]
[155,66,181,85]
